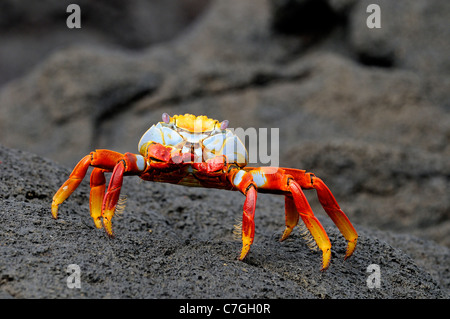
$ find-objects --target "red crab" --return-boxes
[52,113,357,270]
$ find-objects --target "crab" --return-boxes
[52,113,357,270]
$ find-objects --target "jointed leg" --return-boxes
[229,169,258,261]
[283,168,358,260]
[101,161,125,237]
[310,175,358,259]
[239,185,257,260]
[99,152,147,236]
[280,195,299,241]
[52,155,92,219]
[51,150,144,236]
[242,167,333,270]
[52,150,123,220]
[288,179,332,271]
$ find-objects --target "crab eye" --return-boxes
[220,120,229,130]
[162,113,170,124]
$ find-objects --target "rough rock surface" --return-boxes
[0,145,448,298]
[0,0,449,299]
[0,0,210,86]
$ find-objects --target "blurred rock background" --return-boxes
[0,0,449,261]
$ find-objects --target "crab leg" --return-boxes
[228,169,258,260]
[89,168,107,229]
[240,185,257,260]
[52,150,123,219]
[280,195,299,241]
[100,152,147,236]
[281,168,358,260]
[287,179,332,270]
[101,161,125,237]
[52,150,145,233]
[52,155,91,219]
[309,175,358,259]
[241,167,337,270]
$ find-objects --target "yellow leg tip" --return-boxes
[321,248,331,271]
[238,252,247,261]
[280,227,293,242]
[51,204,58,219]
[239,244,250,260]
[93,218,103,229]
[344,239,357,260]
[239,228,254,260]
[102,217,115,238]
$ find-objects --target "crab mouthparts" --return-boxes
[181,142,203,162]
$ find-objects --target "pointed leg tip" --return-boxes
[51,205,59,219]
[280,227,293,242]
[238,253,246,261]
[321,248,331,271]
[93,219,103,229]
[102,218,115,238]
[320,255,330,271]
[239,244,251,261]
[105,230,115,239]
[344,239,357,260]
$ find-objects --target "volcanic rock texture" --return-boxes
[0,0,449,298]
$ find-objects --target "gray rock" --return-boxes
[349,0,450,109]
[0,0,211,86]
[0,144,448,298]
